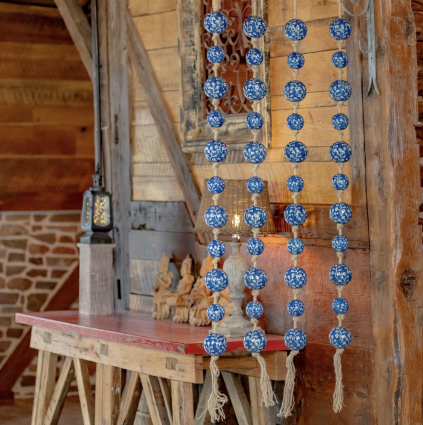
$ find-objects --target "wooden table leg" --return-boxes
[194,370,212,425]
[248,376,276,425]
[117,371,142,425]
[95,364,121,425]
[139,374,171,425]
[74,358,95,425]
[222,372,252,425]
[171,380,194,425]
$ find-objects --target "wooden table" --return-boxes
[16,311,288,425]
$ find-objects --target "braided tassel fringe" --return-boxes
[252,352,277,407]
[207,355,228,422]
[279,350,299,418]
[333,348,344,413]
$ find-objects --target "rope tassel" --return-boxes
[333,348,344,413]
[207,355,228,422]
[279,350,299,418]
[253,353,277,407]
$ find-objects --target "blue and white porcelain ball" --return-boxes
[246,48,264,65]
[284,80,307,102]
[287,52,305,69]
[287,175,304,192]
[332,51,349,68]
[287,299,305,317]
[329,264,352,286]
[284,204,307,226]
[204,333,227,355]
[329,326,352,349]
[207,239,226,257]
[207,46,225,63]
[332,113,349,130]
[287,238,305,255]
[243,16,267,38]
[204,76,228,99]
[246,112,264,130]
[330,202,352,224]
[244,267,268,290]
[204,140,228,162]
[205,269,229,292]
[246,301,264,319]
[287,113,304,131]
[285,328,307,350]
[244,141,267,164]
[332,297,349,314]
[207,110,225,128]
[285,141,308,163]
[207,176,225,194]
[332,174,349,190]
[243,78,267,101]
[329,18,351,40]
[332,235,349,252]
[284,19,307,41]
[207,304,225,322]
[247,176,264,194]
[329,141,352,163]
[284,267,307,289]
[244,205,268,228]
[244,330,267,352]
[247,237,264,255]
[329,80,352,102]
[204,11,228,34]
[204,205,228,228]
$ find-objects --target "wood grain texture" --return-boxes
[129,0,176,17]
[95,364,121,425]
[221,372,252,425]
[139,374,171,425]
[117,371,142,425]
[248,376,275,425]
[171,380,194,425]
[194,370,212,425]
[74,358,95,425]
[132,176,185,202]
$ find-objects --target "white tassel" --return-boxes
[333,348,344,413]
[252,353,277,407]
[279,350,299,418]
[207,356,228,422]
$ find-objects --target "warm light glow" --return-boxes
[93,194,111,227]
[83,196,91,226]
[232,214,241,229]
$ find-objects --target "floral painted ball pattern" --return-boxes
[287,175,304,192]
[244,267,268,290]
[284,19,307,41]
[207,303,225,322]
[205,269,229,292]
[329,19,351,40]
[244,205,267,228]
[332,297,349,314]
[247,237,265,255]
[208,176,225,194]
[204,76,228,99]
[287,113,304,131]
[244,78,267,101]
[329,80,352,102]
[204,12,228,34]
[204,333,228,355]
[285,328,307,350]
[332,113,349,130]
[246,48,264,65]
[329,141,352,163]
[329,326,352,348]
[246,112,264,130]
[285,141,308,163]
[332,235,349,252]
[284,80,307,102]
[204,140,228,162]
[246,301,264,319]
[287,299,305,316]
[330,202,352,224]
[205,205,228,228]
[244,330,267,352]
[329,264,352,286]
[247,176,264,194]
[332,51,349,68]
[207,110,225,128]
[244,142,267,164]
[332,174,349,190]
[207,46,225,63]
[207,239,226,257]
[284,204,307,226]
[287,52,305,69]
[284,267,307,289]
[243,16,267,38]
[287,238,305,255]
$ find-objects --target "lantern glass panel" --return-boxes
[82,195,92,227]
[93,194,111,227]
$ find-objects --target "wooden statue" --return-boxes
[167,255,195,323]
[152,253,173,320]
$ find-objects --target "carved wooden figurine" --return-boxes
[152,253,174,320]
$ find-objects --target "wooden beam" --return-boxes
[139,374,171,425]
[74,358,95,425]
[221,372,252,425]
[117,371,142,425]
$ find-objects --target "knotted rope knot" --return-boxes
[212,194,220,205]
[212,128,220,139]
[292,316,299,329]
[252,129,260,141]
[251,254,258,264]
[292,254,299,267]
[292,130,299,140]
[252,38,259,49]
[251,318,259,329]
[213,291,220,304]
[212,257,220,269]
[213,63,220,76]
[336,251,344,264]
[212,162,220,176]
[211,99,220,110]
[252,65,259,79]
[252,352,277,407]
[337,130,344,139]
[292,69,299,80]
[337,101,344,113]
[336,223,344,235]
[293,288,300,300]
[291,225,299,239]
[337,285,344,297]
[293,102,299,113]
[211,0,221,12]
[252,100,259,113]
[252,228,260,237]
[337,162,345,173]
[213,228,220,240]
[252,193,260,205]
[337,313,345,326]
[291,163,299,174]
[252,289,260,301]
[291,40,299,52]
[252,164,260,176]
[279,350,300,417]
[337,39,343,50]
[337,68,343,79]
[208,355,228,422]
[337,190,344,202]
[292,192,299,204]
[333,348,345,413]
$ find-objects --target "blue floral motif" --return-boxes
[284,267,307,289]
[204,333,228,355]
[247,238,264,255]
[329,326,352,348]
[287,52,305,69]
[285,141,308,163]
[244,78,267,101]
[287,299,305,317]
[332,235,349,252]
[207,176,225,194]
[329,19,351,40]
[244,205,267,228]
[332,51,349,68]
[287,238,305,255]
[330,202,352,224]
[329,264,352,286]
[244,330,267,352]
[332,297,349,314]
[287,113,304,130]
[244,267,267,290]
[246,48,264,65]
[204,76,228,99]
[246,176,264,194]
[207,304,225,322]
[284,328,307,350]
[243,16,267,38]
[244,142,267,164]
[204,140,228,162]
[205,205,228,228]
[329,80,352,102]
[204,12,228,34]
[284,19,307,41]
[246,112,264,130]
[287,175,304,192]
[207,110,225,128]
[207,46,225,63]
[205,269,229,292]
[207,240,226,257]
[332,174,349,190]
[332,113,349,130]
[284,80,307,102]
[284,204,307,226]
[329,141,352,163]
[246,301,264,319]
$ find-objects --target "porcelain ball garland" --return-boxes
[330,264,352,285]
[244,330,267,352]
[287,52,305,69]
[247,176,265,194]
[204,76,229,99]
[329,80,352,102]
[329,326,352,348]
[287,237,305,255]
[330,202,352,224]
[332,113,349,130]
[244,78,267,101]
[332,297,349,314]
[207,304,226,322]
[246,48,264,65]
[287,175,304,192]
[245,267,268,290]
[332,174,349,190]
[207,110,225,128]
[205,205,229,228]
[244,142,267,164]
[285,141,308,163]
[284,80,307,102]
[207,46,225,63]
[329,141,352,163]
[287,299,305,316]
[284,204,307,226]
[246,301,264,319]
[284,19,307,40]
[287,113,304,131]
[332,51,349,68]
[332,235,349,252]
[207,240,226,257]
[205,268,229,292]
[285,328,307,350]
[243,16,267,38]
[244,205,268,228]
[207,176,226,194]
[204,11,228,34]
[284,267,307,289]
[204,333,228,355]
[246,112,264,130]
[329,18,351,40]
[205,140,228,162]
[246,238,265,255]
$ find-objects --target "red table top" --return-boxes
[16,310,287,355]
